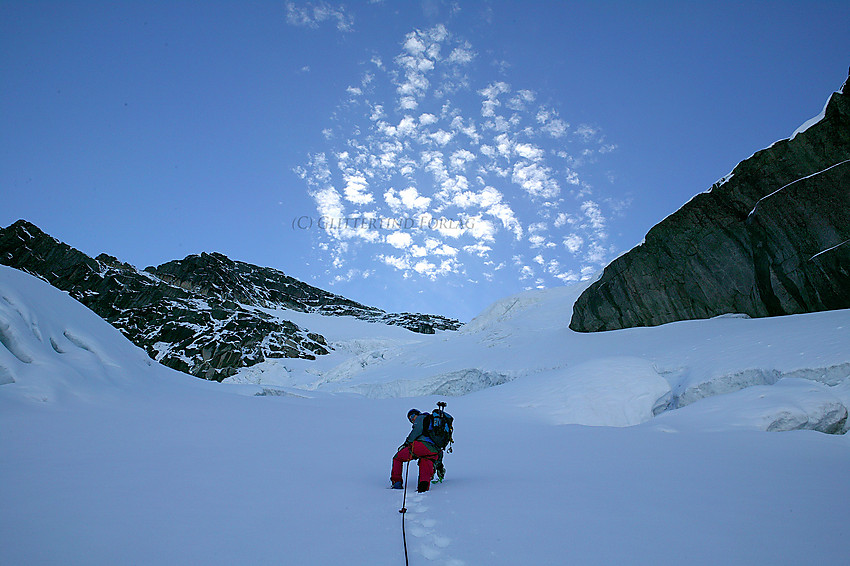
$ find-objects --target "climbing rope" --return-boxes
[399,460,411,565]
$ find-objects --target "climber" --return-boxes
[390,409,440,493]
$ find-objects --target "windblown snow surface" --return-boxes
[2,265,849,565]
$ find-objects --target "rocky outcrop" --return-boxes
[148,252,460,333]
[0,220,460,380]
[570,71,850,332]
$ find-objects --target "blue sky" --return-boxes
[2,1,848,322]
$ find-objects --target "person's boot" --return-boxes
[391,481,404,489]
[435,462,445,482]
[417,481,429,493]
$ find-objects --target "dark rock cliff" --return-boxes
[570,71,850,332]
[0,221,460,380]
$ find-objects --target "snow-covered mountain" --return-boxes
[2,264,849,565]
[0,220,460,382]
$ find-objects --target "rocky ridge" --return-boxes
[0,220,461,381]
[570,70,850,332]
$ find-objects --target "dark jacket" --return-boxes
[405,413,437,451]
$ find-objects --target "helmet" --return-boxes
[407,409,421,420]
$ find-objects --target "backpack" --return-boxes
[424,406,454,451]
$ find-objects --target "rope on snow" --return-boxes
[399,459,411,566]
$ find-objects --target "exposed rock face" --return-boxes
[149,252,459,333]
[0,221,460,380]
[570,72,850,332]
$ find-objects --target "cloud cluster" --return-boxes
[285,1,354,32]
[296,24,619,288]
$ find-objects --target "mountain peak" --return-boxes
[0,221,461,381]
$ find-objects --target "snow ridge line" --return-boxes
[748,158,850,218]
[810,237,850,261]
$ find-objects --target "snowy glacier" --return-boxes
[2,264,850,565]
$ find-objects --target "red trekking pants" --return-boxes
[391,441,439,484]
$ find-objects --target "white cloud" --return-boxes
[542,118,568,138]
[430,129,454,146]
[427,23,449,43]
[380,254,410,271]
[487,202,523,239]
[553,212,572,228]
[342,174,373,204]
[419,113,439,125]
[414,259,436,275]
[297,152,332,185]
[507,89,536,110]
[564,168,580,185]
[403,34,427,56]
[285,1,354,32]
[514,142,544,161]
[494,133,512,157]
[386,231,412,249]
[581,200,606,230]
[468,217,497,241]
[410,255,460,280]
[451,116,480,144]
[397,116,418,137]
[480,81,510,99]
[479,81,511,117]
[450,183,498,210]
[409,244,427,257]
[529,235,546,248]
[399,96,418,111]
[512,162,560,199]
[463,242,491,257]
[447,43,475,65]
[421,150,449,184]
[564,233,584,253]
[313,186,345,219]
[555,270,580,283]
[449,149,476,171]
[481,100,499,118]
[399,187,431,210]
[383,188,402,212]
[383,186,431,212]
[433,243,458,256]
[585,242,607,264]
[536,107,569,138]
[575,124,599,141]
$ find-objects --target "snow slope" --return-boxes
[2,264,849,565]
[229,281,850,431]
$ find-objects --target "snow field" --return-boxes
[3,388,849,565]
[2,265,850,564]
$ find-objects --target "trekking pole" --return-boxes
[399,460,411,566]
